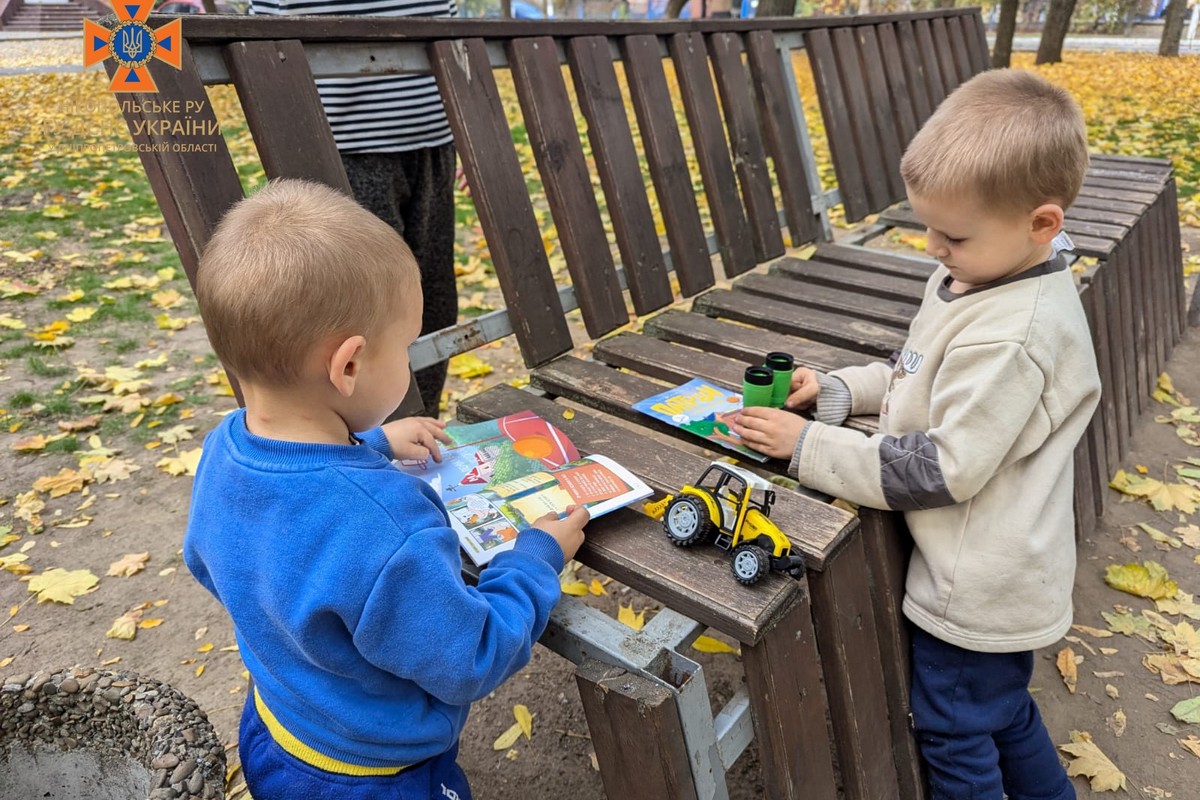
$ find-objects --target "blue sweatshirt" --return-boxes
[183,410,565,768]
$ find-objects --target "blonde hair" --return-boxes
[900,69,1089,212]
[196,179,420,386]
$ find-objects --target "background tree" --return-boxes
[1158,0,1190,56]
[755,0,798,15]
[500,0,512,17]
[1035,0,1078,64]
[666,0,688,17]
[992,0,1020,67]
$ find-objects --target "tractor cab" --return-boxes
[694,463,776,541]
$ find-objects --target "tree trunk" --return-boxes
[665,0,688,17]
[1035,0,1077,64]
[1158,0,1189,56]
[500,0,512,17]
[201,0,217,11]
[992,0,1019,67]
[754,0,795,16]
[932,0,956,7]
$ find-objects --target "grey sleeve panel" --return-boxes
[814,373,853,426]
[888,350,902,368]
[879,431,957,510]
[788,422,813,479]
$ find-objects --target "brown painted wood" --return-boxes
[894,19,933,126]
[736,272,916,329]
[1072,194,1146,216]
[224,40,351,194]
[509,367,856,570]
[876,22,920,150]
[1090,153,1173,170]
[694,289,907,357]
[1166,181,1188,331]
[831,26,891,216]
[430,38,572,368]
[1067,205,1138,229]
[1152,196,1178,352]
[644,309,878,372]
[1125,224,1151,415]
[1073,433,1096,544]
[707,32,785,262]
[856,509,926,800]
[743,591,840,800]
[1082,176,1162,198]
[1080,268,1118,484]
[968,12,991,75]
[576,659,698,799]
[806,27,870,223]
[1137,203,1166,386]
[621,34,714,297]
[809,533,901,800]
[812,242,937,281]
[1100,257,1131,457]
[507,37,628,339]
[1077,183,1157,205]
[944,15,973,84]
[929,17,960,96]
[745,30,820,245]
[774,258,928,303]
[912,19,947,110]
[567,36,674,315]
[457,384,816,638]
[857,24,906,201]
[1111,245,1139,440]
[669,32,757,278]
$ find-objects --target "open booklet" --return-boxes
[632,378,769,462]
[394,411,652,566]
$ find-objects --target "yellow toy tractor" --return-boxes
[646,462,805,585]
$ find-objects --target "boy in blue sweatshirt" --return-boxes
[184,179,588,800]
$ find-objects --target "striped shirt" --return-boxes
[249,0,456,154]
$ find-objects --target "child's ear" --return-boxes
[1029,203,1065,245]
[328,335,367,398]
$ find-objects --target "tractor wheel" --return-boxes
[662,496,714,547]
[730,543,770,585]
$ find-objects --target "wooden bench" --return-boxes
[106,8,1187,800]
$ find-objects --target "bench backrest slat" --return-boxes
[566,36,675,315]
[929,18,959,97]
[855,25,906,202]
[707,32,785,262]
[430,37,575,367]
[805,27,868,221]
[945,15,973,85]
[911,19,947,110]
[669,32,757,277]
[108,42,244,292]
[962,14,987,74]
[892,20,932,129]
[621,34,715,296]
[745,30,819,246]
[225,40,352,195]
[507,36,628,339]
[875,23,919,150]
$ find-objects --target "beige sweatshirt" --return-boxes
[790,257,1100,652]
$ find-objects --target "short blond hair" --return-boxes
[196,179,420,386]
[900,69,1088,212]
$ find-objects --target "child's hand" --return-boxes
[382,417,451,462]
[732,408,808,460]
[534,504,589,563]
[785,368,820,410]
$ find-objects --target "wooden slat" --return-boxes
[743,594,840,799]
[1125,224,1151,415]
[812,242,938,280]
[1165,182,1187,336]
[224,40,352,194]
[1081,268,1119,482]
[894,19,933,126]
[1139,202,1167,383]
[806,27,870,222]
[1101,257,1131,456]
[644,309,878,373]
[567,36,674,315]
[1083,175,1162,197]
[1073,433,1096,543]
[1078,182,1157,205]
[775,258,928,303]
[876,22,920,150]
[830,26,891,216]
[745,30,820,245]
[960,11,986,75]
[621,34,714,297]
[1112,246,1139,439]
[913,19,947,109]
[693,289,906,356]
[968,12,991,74]
[944,15,974,84]
[507,37,627,339]
[1072,194,1146,216]
[457,384,819,639]
[707,32,786,262]
[857,25,906,201]
[810,534,901,800]
[669,32,757,278]
[735,272,916,329]
[576,660,698,799]
[514,366,856,571]
[429,38,572,367]
[929,17,960,95]
[1068,205,1138,228]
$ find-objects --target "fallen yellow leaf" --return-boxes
[1059,730,1126,792]
[1056,646,1078,694]
[691,635,740,655]
[617,603,645,631]
[107,552,149,577]
[514,704,532,741]
[27,568,99,604]
[1104,561,1178,600]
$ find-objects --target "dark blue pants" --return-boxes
[910,626,1075,800]
[238,698,473,800]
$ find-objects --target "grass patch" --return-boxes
[0,342,40,360]
[45,436,80,454]
[8,391,37,409]
[93,294,153,325]
[26,356,70,377]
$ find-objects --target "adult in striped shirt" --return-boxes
[251,0,460,417]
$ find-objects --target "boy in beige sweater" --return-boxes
[735,70,1100,799]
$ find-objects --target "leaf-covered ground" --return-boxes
[1,41,1198,798]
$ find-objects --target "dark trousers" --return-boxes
[341,145,457,417]
[910,626,1075,800]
